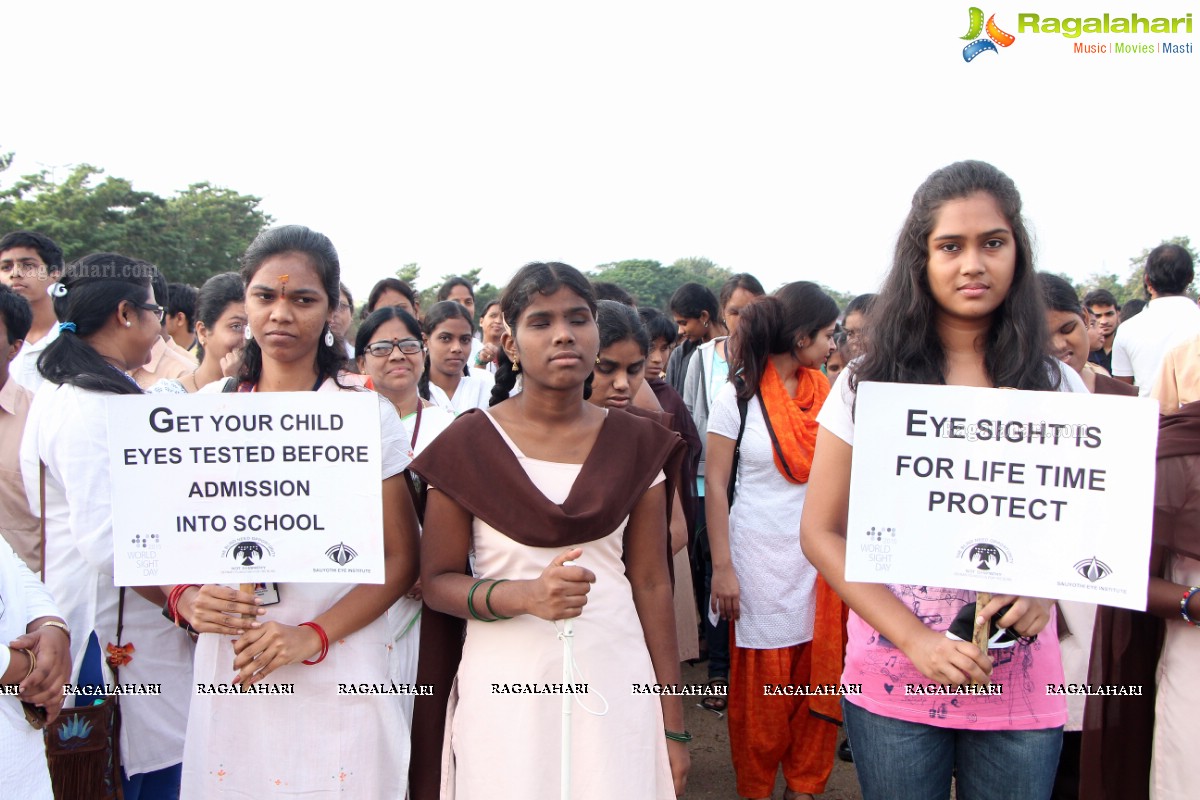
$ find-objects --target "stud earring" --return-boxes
[704,320,709,329]
[324,329,335,347]
[244,325,253,341]
[125,320,132,328]
[595,356,601,365]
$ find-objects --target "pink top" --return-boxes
[816,367,1069,730]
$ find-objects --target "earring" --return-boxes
[244,325,253,341]
[704,320,709,329]
[595,356,601,365]
[512,357,521,373]
[324,329,335,347]
[125,321,132,328]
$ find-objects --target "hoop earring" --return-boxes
[324,329,335,347]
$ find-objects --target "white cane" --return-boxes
[561,561,576,800]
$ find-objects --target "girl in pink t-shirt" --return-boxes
[801,161,1070,800]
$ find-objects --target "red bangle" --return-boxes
[169,585,201,626]
[298,621,329,665]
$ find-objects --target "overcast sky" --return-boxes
[7,0,1197,300]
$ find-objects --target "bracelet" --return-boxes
[168,584,201,626]
[467,579,497,622]
[20,648,37,681]
[37,620,71,646]
[485,580,513,620]
[298,622,329,665]
[664,729,693,743]
[1181,586,1200,627]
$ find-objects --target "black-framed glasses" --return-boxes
[365,338,423,357]
[133,302,166,323]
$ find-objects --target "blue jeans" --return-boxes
[842,699,1062,800]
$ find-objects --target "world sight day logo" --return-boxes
[961,7,1016,61]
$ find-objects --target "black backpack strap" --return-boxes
[727,392,749,508]
[220,377,238,392]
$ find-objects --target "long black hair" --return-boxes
[194,272,244,362]
[490,262,597,407]
[365,277,419,317]
[730,281,838,400]
[237,225,350,388]
[851,160,1057,395]
[355,306,427,398]
[597,299,649,354]
[419,300,475,400]
[37,253,157,395]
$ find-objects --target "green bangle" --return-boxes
[485,579,513,620]
[467,579,495,622]
[664,729,692,743]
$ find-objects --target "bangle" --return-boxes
[664,729,692,743]
[485,580,513,620]
[19,648,37,681]
[467,579,497,622]
[1181,586,1200,627]
[37,620,71,646]
[298,622,329,665]
[168,584,201,626]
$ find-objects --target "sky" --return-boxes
[6,0,1197,301]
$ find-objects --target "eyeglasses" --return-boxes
[337,302,353,314]
[365,338,423,357]
[133,302,166,324]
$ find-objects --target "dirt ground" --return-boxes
[680,660,863,799]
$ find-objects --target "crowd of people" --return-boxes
[0,158,1197,800]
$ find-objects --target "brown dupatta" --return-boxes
[1081,402,1200,800]
[410,407,685,548]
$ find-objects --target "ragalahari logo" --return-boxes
[962,7,1016,61]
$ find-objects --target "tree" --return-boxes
[395,263,420,286]
[1080,236,1198,305]
[0,162,272,285]
[589,259,720,310]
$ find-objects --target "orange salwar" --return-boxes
[728,627,839,798]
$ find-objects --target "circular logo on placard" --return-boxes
[221,538,276,567]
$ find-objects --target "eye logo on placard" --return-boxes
[865,526,896,542]
[961,7,1016,62]
[221,538,275,567]
[1073,556,1113,583]
[325,542,358,566]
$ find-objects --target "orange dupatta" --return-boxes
[758,359,830,484]
[760,360,846,723]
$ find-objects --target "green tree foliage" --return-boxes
[0,163,271,285]
[1080,236,1197,306]
[589,259,729,310]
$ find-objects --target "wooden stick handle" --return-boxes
[971,591,992,684]
[239,583,256,692]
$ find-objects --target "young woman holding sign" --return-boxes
[170,225,421,798]
[21,253,194,799]
[413,262,689,799]
[705,281,841,800]
[800,161,1086,800]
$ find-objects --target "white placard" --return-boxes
[845,382,1157,610]
[108,392,385,586]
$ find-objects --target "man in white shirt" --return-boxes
[0,232,64,393]
[1111,243,1200,397]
